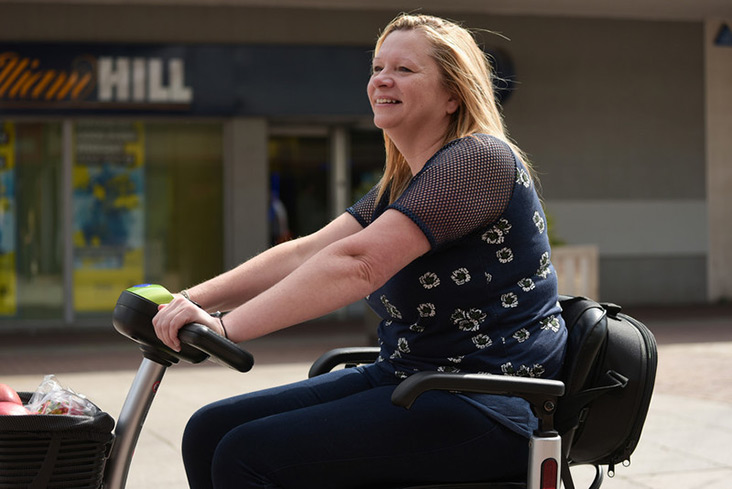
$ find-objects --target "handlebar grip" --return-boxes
[178,323,254,372]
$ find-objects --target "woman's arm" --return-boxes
[152,209,429,350]
[220,209,430,342]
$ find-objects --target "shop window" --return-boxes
[72,121,147,314]
[3,122,64,320]
[72,121,223,315]
[72,120,223,317]
[0,120,224,325]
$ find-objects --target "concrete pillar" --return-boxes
[223,118,269,270]
[329,126,351,221]
[706,20,732,302]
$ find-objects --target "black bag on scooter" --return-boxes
[0,393,115,489]
[556,296,658,477]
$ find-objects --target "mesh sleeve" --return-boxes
[390,134,516,248]
[347,184,381,227]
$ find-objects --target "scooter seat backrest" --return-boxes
[554,296,608,441]
[557,296,608,397]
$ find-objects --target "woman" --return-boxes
[153,13,567,489]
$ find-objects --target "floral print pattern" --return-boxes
[501,362,546,378]
[533,211,545,234]
[540,316,561,333]
[419,272,440,289]
[351,134,565,384]
[518,278,535,292]
[451,268,471,285]
[409,323,425,333]
[512,328,530,343]
[536,252,551,279]
[380,295,402,320]
[501,292,519,308]
[371,193,564,379]
[516,168,531,188]
[451,308,487,331]
[481,219,512,245]
[472,334,493,349]
[496,247,514,263]
[417,303,436,317]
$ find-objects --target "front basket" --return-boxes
[0,393,115,489]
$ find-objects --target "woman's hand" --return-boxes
[152,296,224,352]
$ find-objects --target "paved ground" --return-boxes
[1,302,732,488]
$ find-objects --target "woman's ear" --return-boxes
[446,95,460,115]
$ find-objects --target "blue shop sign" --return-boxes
[0,43,374,116]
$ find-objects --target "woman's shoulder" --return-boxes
[439,133,513,156]
[431,133,517,168]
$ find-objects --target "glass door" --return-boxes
[268,131,329,245]
[267,125,384,246]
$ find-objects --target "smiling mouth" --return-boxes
[375,98,400,104]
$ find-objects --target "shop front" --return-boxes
[0,41,381,328]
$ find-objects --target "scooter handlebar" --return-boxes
[113,286,254,372]
[178,322,254,372]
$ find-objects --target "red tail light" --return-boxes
[540,458,558,489]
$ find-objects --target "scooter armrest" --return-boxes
[308,347,381,378]
[392,371,565,410]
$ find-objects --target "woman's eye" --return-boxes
[371,64,413,74]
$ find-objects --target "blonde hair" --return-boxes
[374,13,531,203]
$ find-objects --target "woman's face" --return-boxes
[368,29,458,138]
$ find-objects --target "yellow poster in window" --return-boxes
[0,122,17,316]
[73,121,145,312]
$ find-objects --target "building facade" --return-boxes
[1,1,731,328]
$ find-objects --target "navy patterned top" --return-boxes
[347,134,567,437]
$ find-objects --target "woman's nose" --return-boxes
[371,73,393,88]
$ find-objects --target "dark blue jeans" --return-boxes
[182,363,529,489]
